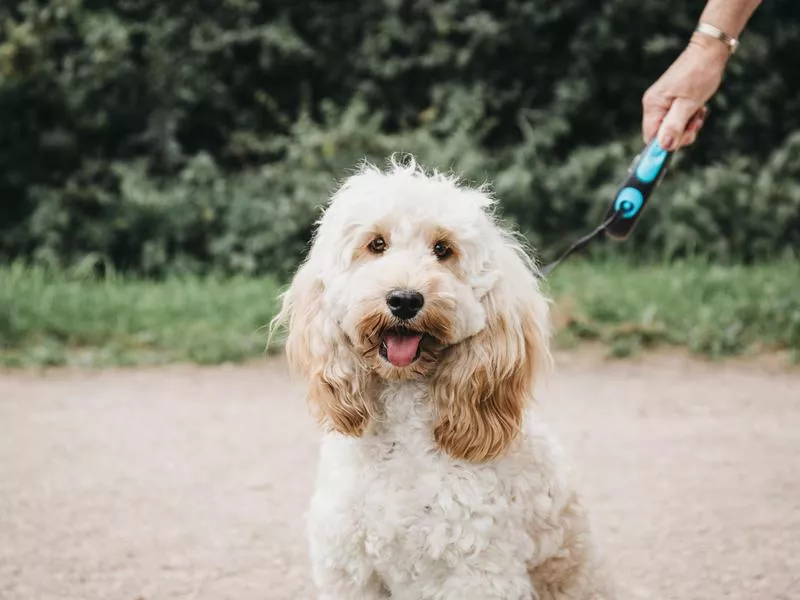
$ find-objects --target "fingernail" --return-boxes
[661,135,675,151]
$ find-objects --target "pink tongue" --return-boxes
[384,333,424,367]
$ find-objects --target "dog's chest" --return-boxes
[354,408,542,586]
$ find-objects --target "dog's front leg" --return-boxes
[308,444,388,600]
[308,507,388,600]
[314,570,388,600]
[429,564,533,600]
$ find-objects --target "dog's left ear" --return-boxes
[431,240,551,462]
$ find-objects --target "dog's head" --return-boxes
[275,158,551,461]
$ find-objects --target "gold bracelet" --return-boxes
[695,23,740,55]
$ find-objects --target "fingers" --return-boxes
[641,87,670,144]
[642,95,708,149]
[657,98,704,151]
[678,106,708,147]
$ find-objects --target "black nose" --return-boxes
[386,290,424,320]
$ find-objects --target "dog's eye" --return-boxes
[433,241,452,260]
[368,236,387,254]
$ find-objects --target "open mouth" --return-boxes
[379,327,425,367]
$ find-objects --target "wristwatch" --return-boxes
[695,23,740,55]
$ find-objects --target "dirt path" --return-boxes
[1,353,799,600]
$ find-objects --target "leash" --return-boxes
[540,138,674,277]
[540,209,623,277]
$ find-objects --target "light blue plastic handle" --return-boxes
[635,140,670,183]
[613,187,644,219]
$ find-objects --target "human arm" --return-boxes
[642,0,762,150]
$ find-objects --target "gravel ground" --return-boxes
[1,352,799,600]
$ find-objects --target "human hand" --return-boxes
[642,34,730,150]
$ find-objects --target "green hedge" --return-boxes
[1,0,799,276]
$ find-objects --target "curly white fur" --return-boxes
[276,158,613,599]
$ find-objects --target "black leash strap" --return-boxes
[540,209,623,278]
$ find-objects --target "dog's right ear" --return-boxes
[430,234,552,463]
[272,260,375,436]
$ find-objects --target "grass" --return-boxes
[0,264,283,368]
[1,261,799,368]
[544,260,800,360]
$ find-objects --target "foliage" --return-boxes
[1,0,799,275]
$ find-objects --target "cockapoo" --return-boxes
[275,158,612,599]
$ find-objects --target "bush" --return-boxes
[1,0,799,275]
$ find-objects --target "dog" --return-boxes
[275,158,612,599]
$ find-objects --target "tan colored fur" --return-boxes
[278,263,376,436]
[431,275,548,462]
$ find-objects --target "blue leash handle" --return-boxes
[603,139,673,240]
[540,138,674,276]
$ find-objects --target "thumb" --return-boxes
[642,103,668,144]
[658,98,703,151]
